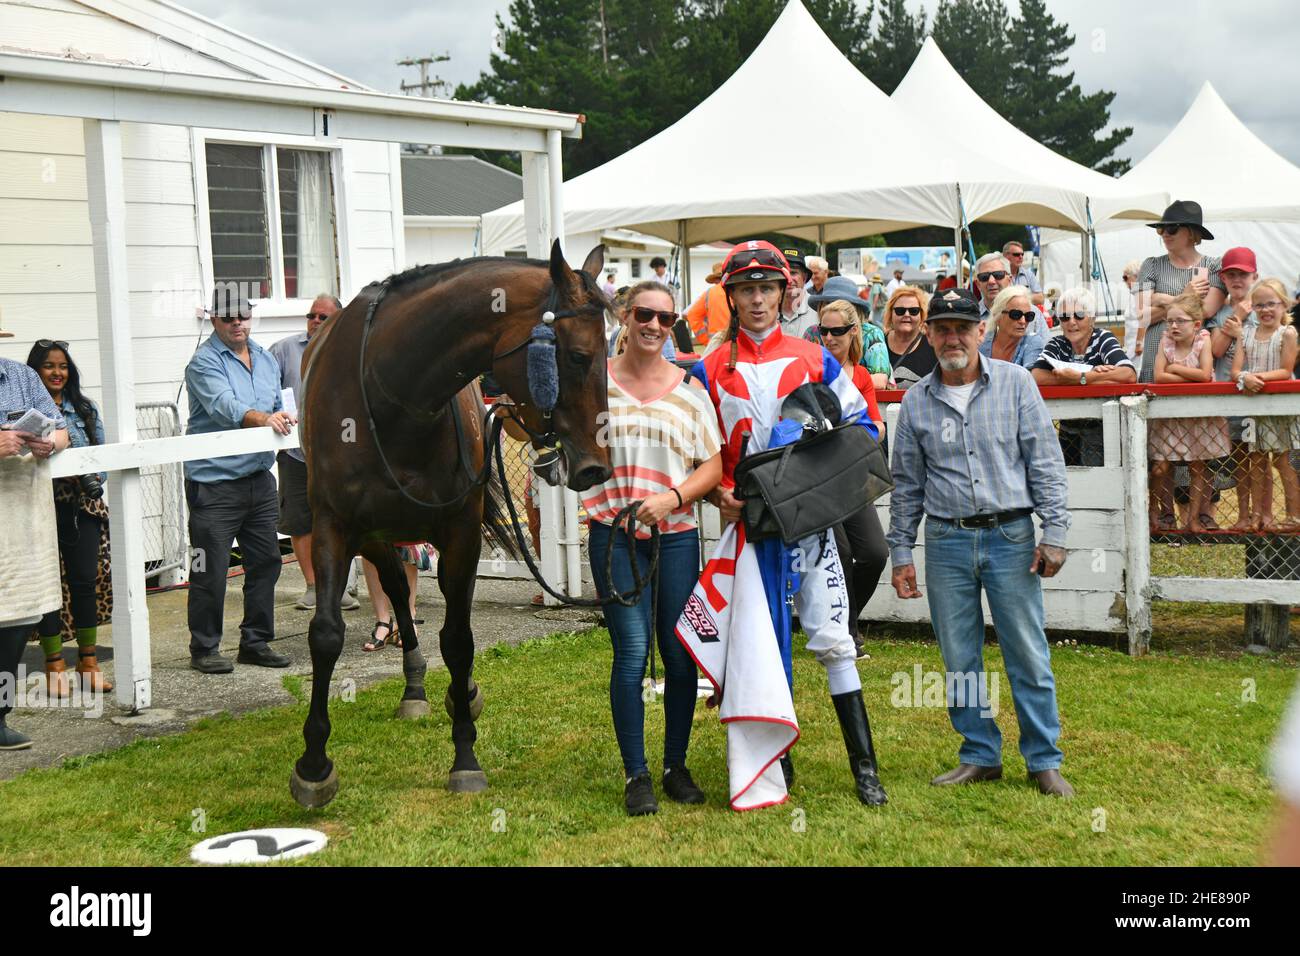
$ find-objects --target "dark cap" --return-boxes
[210,286,253,319]
[781,248,810,278]
[927,287,982,322]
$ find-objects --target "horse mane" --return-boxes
[369,256,605,303]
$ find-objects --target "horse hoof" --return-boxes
[443,682,484,722]
[395,698,431,720]
[447,769,488,793]
[290,767,339,809]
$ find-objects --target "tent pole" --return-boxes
[954,183,963,289]
[678,219,691,308]
[1081,230,1092,290]
[817,224,826,259]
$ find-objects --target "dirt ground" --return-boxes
[1,561,602,782]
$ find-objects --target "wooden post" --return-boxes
[1244,535,1296,650]
[1120,395,1151,655]
[84,118,151,711]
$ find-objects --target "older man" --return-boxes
[806,255,830,296]
[0,356,69,750]
[885,266,906,298]
[888,287,1074,798]
[267,293,359,612]
[1003,240,1042,294]
[974,252,1048,338]
[779,248,818,340]
[185,293,295,673]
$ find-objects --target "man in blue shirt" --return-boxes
[184,293,294,673]
[888,288,1074,798]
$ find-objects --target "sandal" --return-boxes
[363,618,396,652]
[1197,513,1219,531]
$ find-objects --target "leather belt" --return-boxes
[933,508,1033,530]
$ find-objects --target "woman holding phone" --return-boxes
[1134,201,1227,382]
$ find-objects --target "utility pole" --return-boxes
[397,53,451,98]
[397,54,451,155]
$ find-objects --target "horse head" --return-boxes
[493,240,613,492]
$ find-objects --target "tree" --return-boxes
[930,0,1012,108]
[1007,0,1132,175]
[865,0,926,94]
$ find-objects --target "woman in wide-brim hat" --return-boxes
[1134,199,1228,531]
[805,275,892,389]
[1134,199,1227,382]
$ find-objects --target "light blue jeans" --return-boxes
[923,515,1063,772]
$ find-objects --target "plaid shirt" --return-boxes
[0,358,65,431]
[887,353,1070,566]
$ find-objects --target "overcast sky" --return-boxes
[180,0,1300,168]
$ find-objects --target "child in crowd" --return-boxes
[1231,278,1300,531]
[1149,290,1230,533]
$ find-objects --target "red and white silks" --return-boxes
[675,523,799,811]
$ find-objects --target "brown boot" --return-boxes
[76,647,114,694]
[45,654,72,699]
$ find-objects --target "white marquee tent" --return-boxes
[1042,83,1300,287]
[891,37,1166,230]
[482,0,1135,269]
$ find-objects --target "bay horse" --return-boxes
[289,241,612,808]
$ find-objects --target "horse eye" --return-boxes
[567,351,592,370]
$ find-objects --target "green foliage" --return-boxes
[865,0,927,94]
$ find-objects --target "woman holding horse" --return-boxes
[581,280,723,816]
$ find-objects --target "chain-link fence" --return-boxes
[1146,410,1300,582]
[136,402,187,578]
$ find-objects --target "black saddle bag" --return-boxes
[733,423,893,545]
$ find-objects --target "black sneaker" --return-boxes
[0,721,32,751]
[236,644,290,668]
[190,653,234,674]
[624,772,659,816]
[662,766,706,804]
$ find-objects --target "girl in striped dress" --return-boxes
[1231,278,1300,530]
[581,280,723,816]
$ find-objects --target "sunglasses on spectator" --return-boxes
[1005,309,1036,322]
[215,315,250,324]
[1061,313,1091,322]
[1154,225,1182,236]
[629,306,679,327]
[976,271,1008,282]
[818,324,853,337]
[35,339,70,350]
[1006,251,1024,258]
[892,306,922,317]
[306,311,333,321]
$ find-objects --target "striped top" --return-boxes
[581,363,722,539]
[1032,327,1134,372]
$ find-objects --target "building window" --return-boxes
[205,142,339,300]
[205,143,271,298]
[631,259,642,279]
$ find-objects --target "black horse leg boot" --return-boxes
[832,690,887,806]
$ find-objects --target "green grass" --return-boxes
[0,630,1293,866]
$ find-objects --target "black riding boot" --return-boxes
[831,690,887,806]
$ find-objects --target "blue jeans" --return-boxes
[923,515,1063,772]
[588,522,701,778]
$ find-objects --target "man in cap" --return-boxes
[888,288,1074,797]
[692,240,888,806]
[184,289,295,673]
[779,248,819,340]
[885,266,906,298]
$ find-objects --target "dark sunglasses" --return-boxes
[976,271,1009,282]
[892,306,922,317]
[1155,225,1183,236]
[629,306,679,327]
[725,249,787,273]
[1060,312,1091,322]
[818,324,853,337]
[36,339,69,351]
[305,311,332,321]
[1005,309,1036,322]
[215,314,250,324]
[1006,250,1024,258]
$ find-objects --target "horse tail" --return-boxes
[480,458,524,562]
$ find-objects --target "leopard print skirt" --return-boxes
[36,480,112,644]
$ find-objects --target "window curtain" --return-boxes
[294,151,336,297]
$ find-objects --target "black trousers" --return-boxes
[833,503,890,633]
[0,624,29,721]
[37,502,103,638]
[186,470,282,657]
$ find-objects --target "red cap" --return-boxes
[1218,247,1257,274]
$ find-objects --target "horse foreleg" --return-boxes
[362,542,429,720]
[438,521,486,793]
[291,517,352,808]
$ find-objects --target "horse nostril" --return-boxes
[573,465,611,491]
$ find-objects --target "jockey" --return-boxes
[690,240,887,806]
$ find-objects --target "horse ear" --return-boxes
[580,244,606,281]
[548,238,577,290]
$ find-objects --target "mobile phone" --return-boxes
[1192,266,1208,282]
